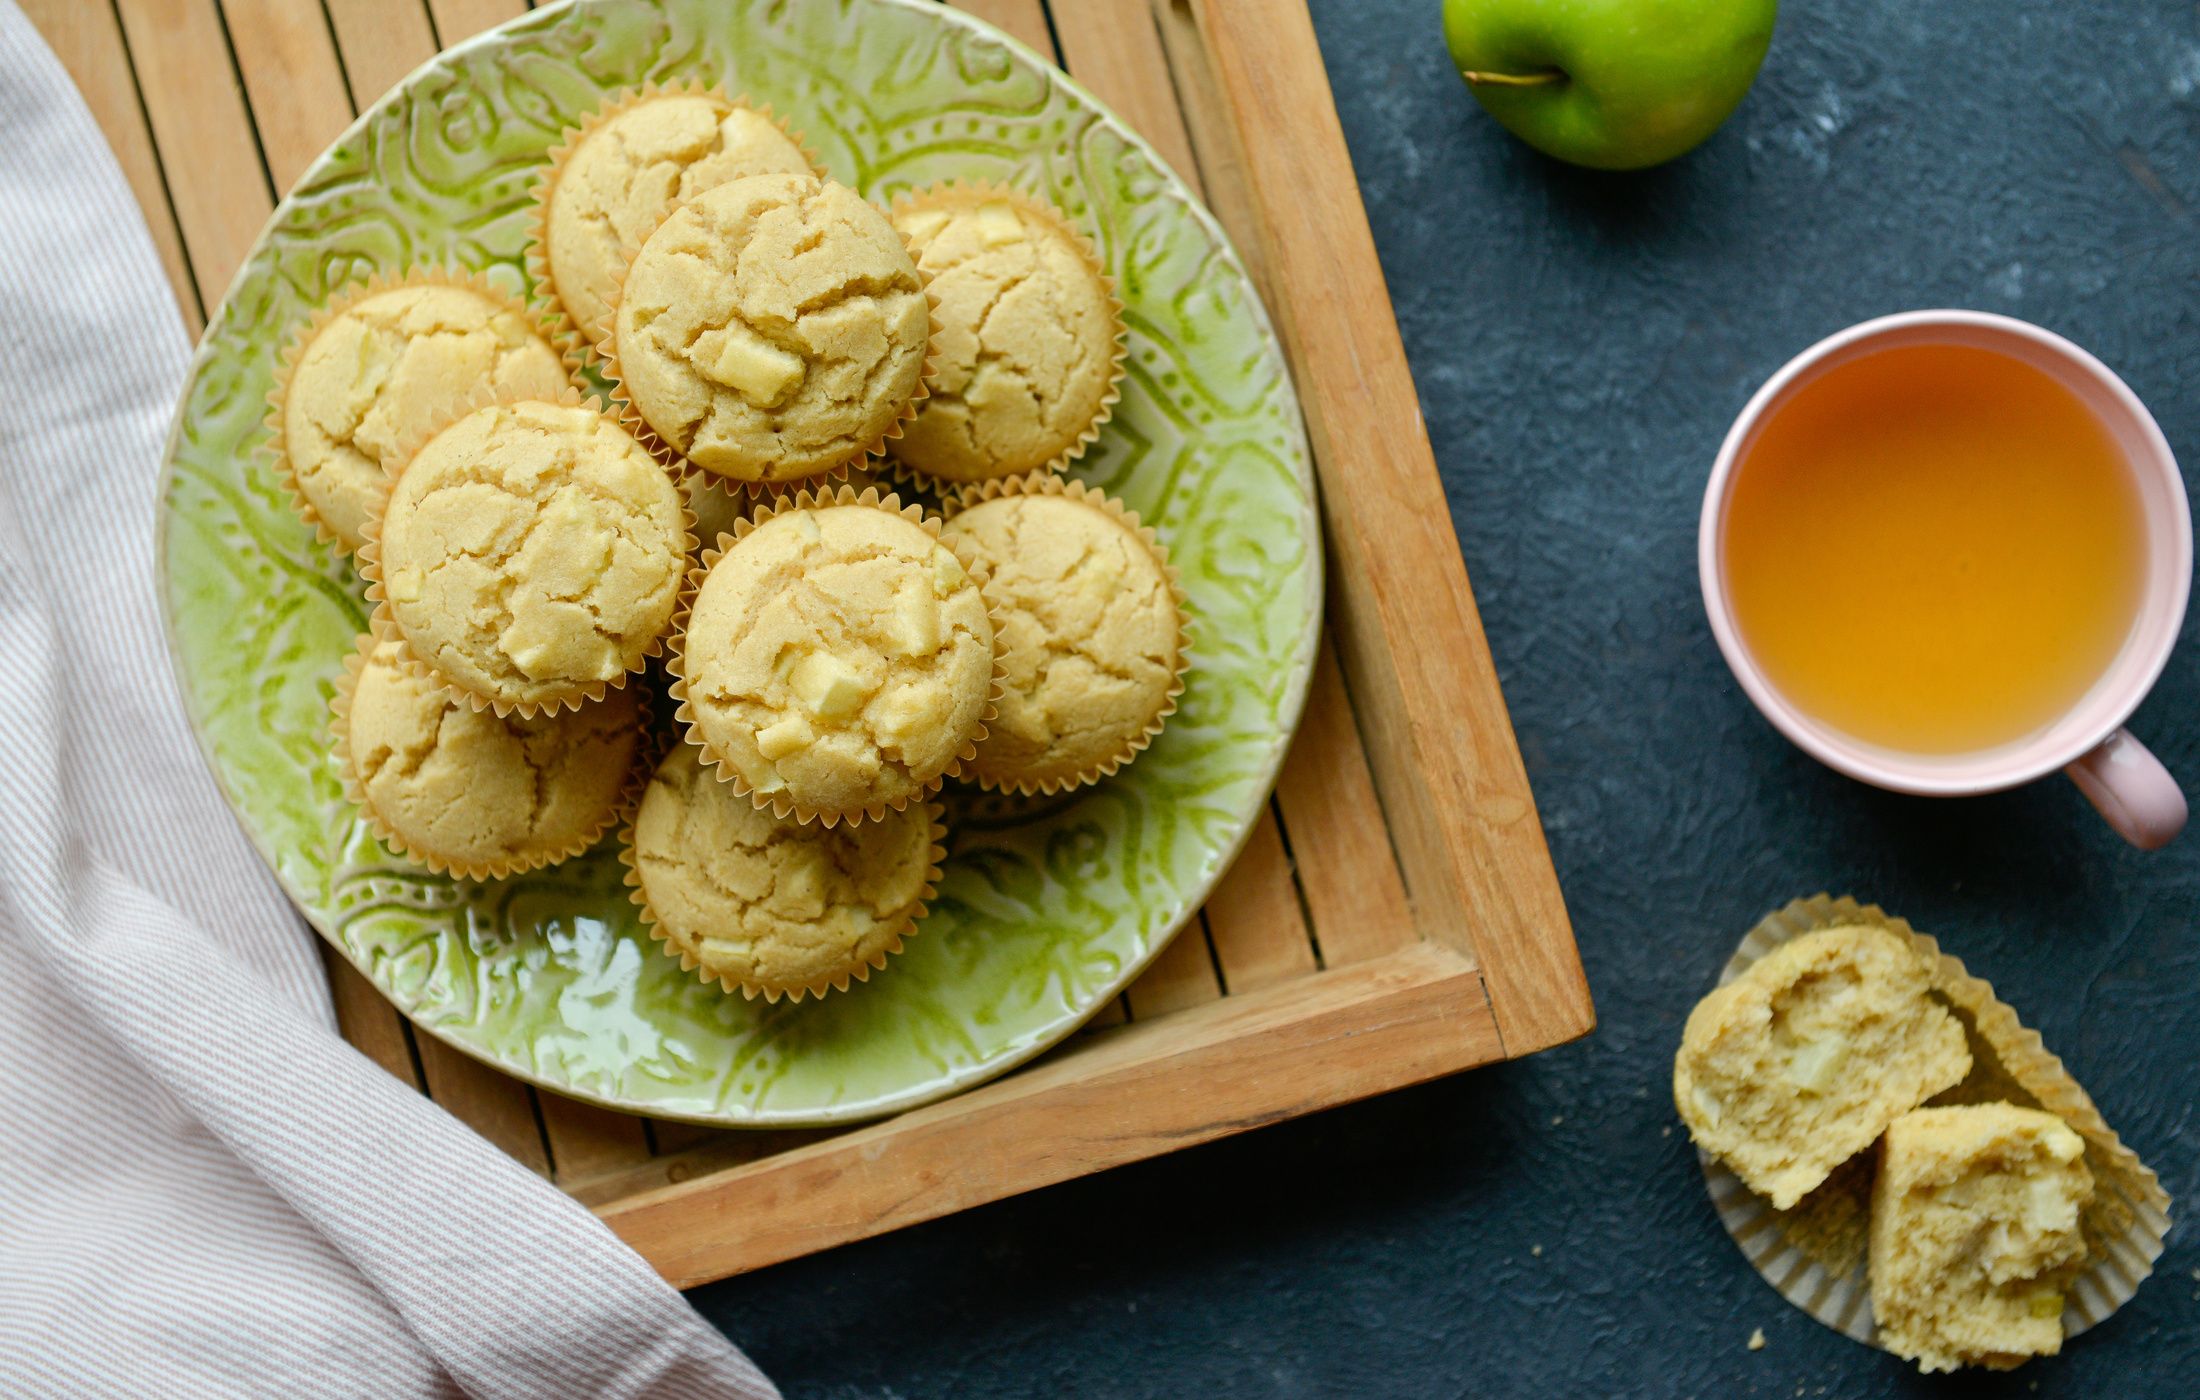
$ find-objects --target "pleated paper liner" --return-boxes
[263,266,574,556]
[330,623,653,881]
[1698,894,2171,1355]
[881,180,1129,493]
[618,746,948,1004]
[666,483,1007,828]
[356,381,696,719]
[525,80,821,363]
[941,471,1190,797]
[596,171,941,495]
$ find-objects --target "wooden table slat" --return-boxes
[426,0,530,47]
[18,0,201,333]
[324,0,440,109]
[110,0,271,306]
[220,0,352,190]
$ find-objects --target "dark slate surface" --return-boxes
[690,2,2200,1393]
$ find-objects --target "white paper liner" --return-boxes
[1697,893,2172,1361]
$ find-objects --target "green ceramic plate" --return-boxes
[158,0,1318,1127]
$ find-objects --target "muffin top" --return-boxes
[545,93,812,351]
[614,173,931,484]
[342,634,642,874]
[889,189,1119,483]
[631,743,936,998]
[941,489,1180,791]
[375,401,686,712]
[681,500,993,821]
[280,284,568,550]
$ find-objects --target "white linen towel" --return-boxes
[0,6,777,1396]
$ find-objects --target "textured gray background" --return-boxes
[690,1,2200,1393]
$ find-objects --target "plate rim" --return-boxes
[152,0,1325,1129]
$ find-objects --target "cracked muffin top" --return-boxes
[340,633,642,876]
[612,172,931,485]
[373,400,687,713]
[277,283,569,551]
[680,499,993,822]
[629,743,936,1000]
[543,92,813,353]
[889,187,1120,483]
[941,488,1181,792]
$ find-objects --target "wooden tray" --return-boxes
[32,0,1592,1286]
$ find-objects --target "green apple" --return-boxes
[1442,0,1778,171]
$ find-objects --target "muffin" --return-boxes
[940,476,1185,793]
[333,630,644,878]
[889,184,1124,484]
[1674,924,1971,1209]
[364,398,689,716]
[1870,1104,2095,1372]
[269,276,569,551]
[532,85,814,353]
[624,743,942,1001]
[673,488,997,825]
[608,172,933,486]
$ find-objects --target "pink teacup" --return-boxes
[1699,310,2193,850]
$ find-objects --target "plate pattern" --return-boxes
[159,0,1318,1124]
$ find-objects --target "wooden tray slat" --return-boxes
[111,0,272,301]
[1123,915,1224,1019]
[18,0,201,333]
[1189,0,1590,1055]
[601,940,1498,1286]
[325,0,441,108]
[414,1036,550,1177]
[1202,809,1318,993]
[537,1094,655,1187]
[222,0,352,189]
[326,957,424,1088]
[947,0,1054,57]
[427,0,529,46]
[1049,0,1200,187]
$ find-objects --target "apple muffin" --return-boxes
[888,184,1122,483]
[367,399,688,715]
[625,743,941,1001]
[271,278,568,551]
[333,630,644,878]
[1870,1103,2094,1373]
[1674,924,1971,1209]
[610,172,932,486]
[675,491,995,824]
[940,477,1183,793]
[536,87,814,352]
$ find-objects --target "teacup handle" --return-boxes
[2065,729,2187,850]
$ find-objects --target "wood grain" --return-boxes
[1189,0,1591,1056]
[1202,809,1317,992]
[17,0,200,332]
[324,952,421,1088]
[325,0,439,107]
[602,940,1500,1286]
[1123,914,1222,1018]
[1046,0,1200,185]
[536,1092,655,1187]
[111,0,272,300]
[220,0,350,190]
[414,1037,550,1176]
[1274,636,1417,968]
[1147,0,1268,295]
[948,0,1054,56]
[426,0,527,46]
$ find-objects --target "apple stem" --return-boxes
[1460,68,1566,88]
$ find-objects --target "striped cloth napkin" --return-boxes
[0,6,776,1396]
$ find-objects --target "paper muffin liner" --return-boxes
[358,380,696,719]
[618,780,947,1004]
[263,266,575,556]
[1697,893,2171,1358]
[525,80,821,367]
[596,174,942,494]
[881,180,1128,493]
[330,621,654,881]
[666,483,1007,828]
[942,471,1190,796]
